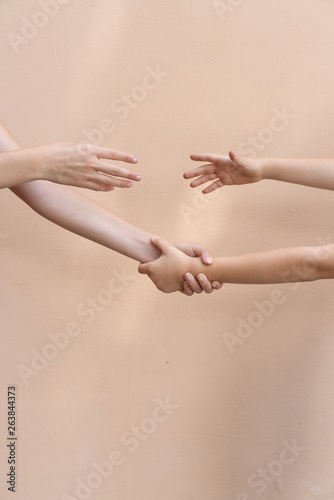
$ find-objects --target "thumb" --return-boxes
[138,261,150,275]
[200,248,213,265]
[189,243,213,265]
[229,150,247,168]
[150,237,173,254]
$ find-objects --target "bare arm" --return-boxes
[190,245,334,284]
[184,151,334,193]
[12,180,162,263]
[0,121,142,191]
[263,157,334,190]
[139,239,334,292]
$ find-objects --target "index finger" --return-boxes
[94,146,138,164]
[190,153,221,163]
[181,281,194,296]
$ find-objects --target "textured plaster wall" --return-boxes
[1,1,334,499]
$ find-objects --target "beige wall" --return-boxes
[1,1,334,498]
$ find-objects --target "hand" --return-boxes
[139,238,222,295]
[174,242,223,296]
[36,142,141,191]
[184,151,264,194]
[139,238,199,293]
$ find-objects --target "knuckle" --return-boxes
[78,143,94,157]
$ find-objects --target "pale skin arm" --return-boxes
[0,121,142,191]
[184,151,334,193]
[1,122,220,294]
[139,239,334,292]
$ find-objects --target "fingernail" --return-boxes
[212,282,217,288]
[205,256,212,264]
[135,175,141,181]
[198,274,204,281]
[126,182,132,188]
[132,157,138,163]
[185,273,192,280]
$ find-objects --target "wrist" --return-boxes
[30,146,51,182]
[6,148,41,184]
[185,257,207,279]
[260,158,274,180]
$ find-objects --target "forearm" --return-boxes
[0,148,42,188]
[12,181,160,262]
[1,123,160,263]
[263,157,334,190]
[189,246,332,284]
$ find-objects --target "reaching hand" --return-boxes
[184,151,264,194]
[38,142,141,191]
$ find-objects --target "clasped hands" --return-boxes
[139,239,221,296]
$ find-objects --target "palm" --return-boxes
[220,157,261,185]
[186,152,263,193]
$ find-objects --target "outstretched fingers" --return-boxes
[184,163,216,180]
[190,153,222,163]
[202,179,224,194]
[96,161,141,182]
[94,145,138,164]
[188,172,219,188]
